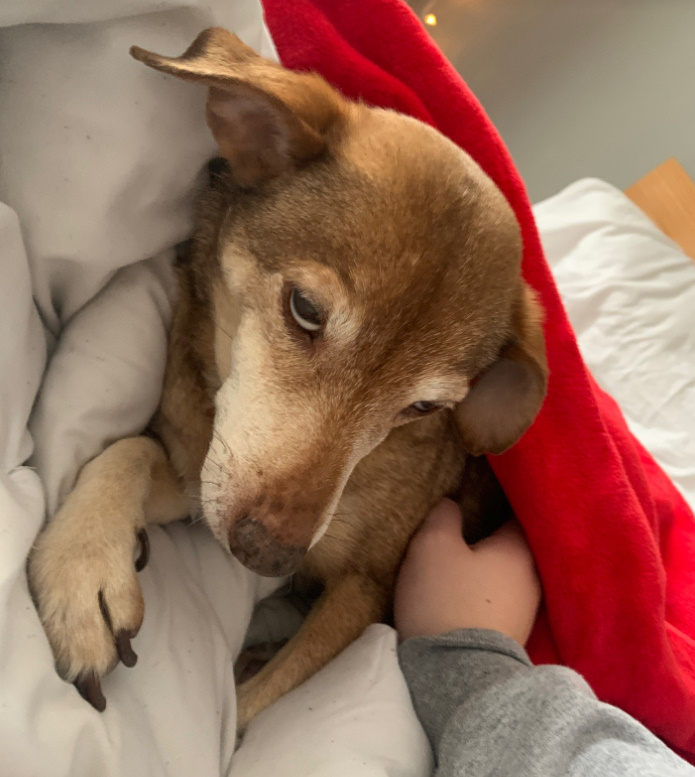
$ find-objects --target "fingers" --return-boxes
[396,499,542,645]
[418,501,536,578]
[415,499,469,552]
[473,518,542,628]
[421,498,462,531]
[474,519,538,577]
[476,517,526,548]
[403,500,470,575]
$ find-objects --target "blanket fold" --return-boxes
[262,0,695,760]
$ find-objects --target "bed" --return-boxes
[1,1,694,775]
[625,158,695,262]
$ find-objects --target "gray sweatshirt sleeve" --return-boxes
[398,628,693,777]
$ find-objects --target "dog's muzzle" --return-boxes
[228,516,307,577]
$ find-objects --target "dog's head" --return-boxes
[132,29,547,576]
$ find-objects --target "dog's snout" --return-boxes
[229,516,307,577]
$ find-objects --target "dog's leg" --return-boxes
[28,436,188,710]
[236,574,387,731]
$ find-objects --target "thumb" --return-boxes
[420,499,465,539]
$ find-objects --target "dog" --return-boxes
[28,28,547,730]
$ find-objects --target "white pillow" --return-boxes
[231,625,432,777]
[0,0,276,335]
[534,178,695,510]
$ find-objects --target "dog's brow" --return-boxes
[449,361,469,378]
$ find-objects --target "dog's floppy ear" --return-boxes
[455,284,548,456]
[130,28,344,187]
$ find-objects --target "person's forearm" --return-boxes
[399,628,692,777]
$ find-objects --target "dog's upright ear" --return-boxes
[131,28,345,187]
[455,284,548,456]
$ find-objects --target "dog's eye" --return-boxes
[410,401,438,414]
[289,287,322,334]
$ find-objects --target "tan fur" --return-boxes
[28,28,548,729]
[29,437,187,681]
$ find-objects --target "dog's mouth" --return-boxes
[228,515,308,577]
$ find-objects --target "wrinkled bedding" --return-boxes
[1,0,695,774]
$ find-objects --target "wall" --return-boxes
[410,0,695,202]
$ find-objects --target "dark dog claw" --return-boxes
[116,630,138,668]
[135,529,150,572]
[76,671,106,712]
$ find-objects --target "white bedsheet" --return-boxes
[1,5,694,773]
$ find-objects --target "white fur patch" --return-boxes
[411,378,469,405]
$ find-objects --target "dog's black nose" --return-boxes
[229,517,306,577]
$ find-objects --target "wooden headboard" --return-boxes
[625,158,695,261]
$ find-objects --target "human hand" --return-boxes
[394,499,541,645]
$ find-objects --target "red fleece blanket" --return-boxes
[262,0,695,760]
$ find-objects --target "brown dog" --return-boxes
[28,28,547,730]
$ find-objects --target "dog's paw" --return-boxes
[28,511,149,711]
